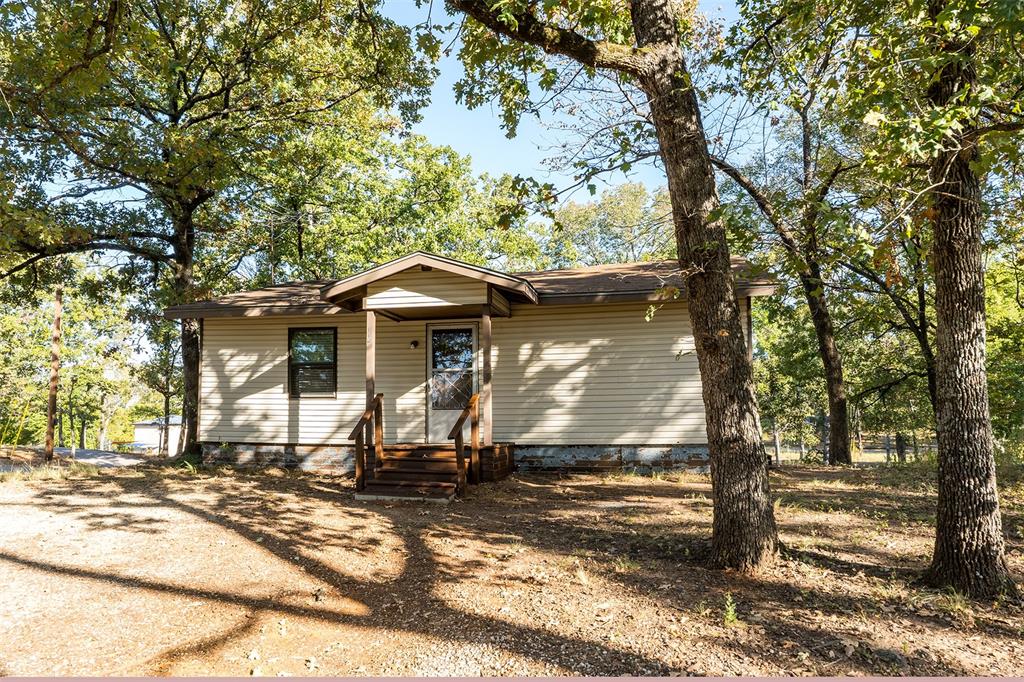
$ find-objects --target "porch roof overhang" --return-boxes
[318,251,540,310]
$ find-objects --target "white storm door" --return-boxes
[426,325,478,443]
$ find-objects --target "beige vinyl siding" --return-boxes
[364,269,487,310]
[199,314,428,444]
[490,300,709,445]
[490,287,511,316]
[199,297,736,447]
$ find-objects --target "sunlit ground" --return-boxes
[0,464,1021,676]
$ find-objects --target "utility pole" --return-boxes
[45,285,63,463]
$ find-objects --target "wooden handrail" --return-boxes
[448,393,480,494]
[349,393,384,440]
[446,393,479,440]
[348,393,383,492]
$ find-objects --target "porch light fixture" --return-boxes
[409,340,419,349]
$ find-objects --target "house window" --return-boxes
[288,328,337,397]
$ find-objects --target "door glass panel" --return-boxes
[430,329,474,410]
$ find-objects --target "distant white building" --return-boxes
[132,416,182,455]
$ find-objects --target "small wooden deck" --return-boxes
[350,392,512,502]
[355,443,514,502]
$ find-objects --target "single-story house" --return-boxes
[165,252,773,501]
[132,415,182,455]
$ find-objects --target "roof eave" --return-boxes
[164,303,350,320]
[318,251,540,305]
[534,282,777,305]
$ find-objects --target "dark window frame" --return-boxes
[288,327,338,398]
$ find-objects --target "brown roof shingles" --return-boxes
[165,280,344,318]
[165,258,774,319]
[515,257,774,298]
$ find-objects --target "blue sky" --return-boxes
[383,1,740,196]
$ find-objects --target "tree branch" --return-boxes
[851,370,930,402]
[447,0,649,76]
[709,155,805,260]
[2,239,174,281]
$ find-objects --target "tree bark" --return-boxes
[797,89,850,467]
[895,432,907,464]
[44,285,62,463]
[711,157,852,467]
[799,269,850,464]
[448,0,778,570]
[629,0,777,570]
[921,1,1015,597]
[171,207,201,458]
[772,420,782,466]
[67,378,76,456]
[175,401,186,457]
[854,406,864,457]
[161,391,171,457]
[911,240,940,414]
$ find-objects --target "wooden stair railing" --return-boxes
[348,392,383,492]
[447,393,480,495]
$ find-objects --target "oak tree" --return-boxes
[446,0,778,570]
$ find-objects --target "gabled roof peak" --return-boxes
[319,251,540,304]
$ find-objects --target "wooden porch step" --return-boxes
[380,454,458,464]
[377,461,458,473]
[354,481,454,501]
[374,469,458,482]
[380,451,458,460]
[355,479,456,503]
[366,478,455,489]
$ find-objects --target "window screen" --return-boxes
[288,328,336,396]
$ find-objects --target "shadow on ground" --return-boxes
[0,464,1021,675]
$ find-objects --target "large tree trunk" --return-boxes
[448,0,778,571]
[175,398,186,457]
[772,420,782,466]
[631,0,777,570]
[171,208,201,458]
[44,285,62,462]
[180,320,200,455]
[799,268,851,464]
[67,383,75,456]
[921,4,1015,597]
[161,390,171,457]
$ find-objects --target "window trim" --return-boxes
[287,327,338,398]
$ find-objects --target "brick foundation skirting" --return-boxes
[202,442,710,476]
[202,443,355,474]
[513,444,710,473]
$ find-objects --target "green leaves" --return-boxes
[450,0,634,137]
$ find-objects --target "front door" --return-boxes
[427,325,477,442]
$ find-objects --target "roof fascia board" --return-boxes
[164,304,350,320]
[319,252,539,304]
[535,284,777,305]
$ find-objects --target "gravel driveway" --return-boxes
[0,466,1020,676]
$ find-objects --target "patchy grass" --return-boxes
[0,464,1021,676]
[0,460,100,483]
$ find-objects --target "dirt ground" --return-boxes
[0,464,1021,677]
